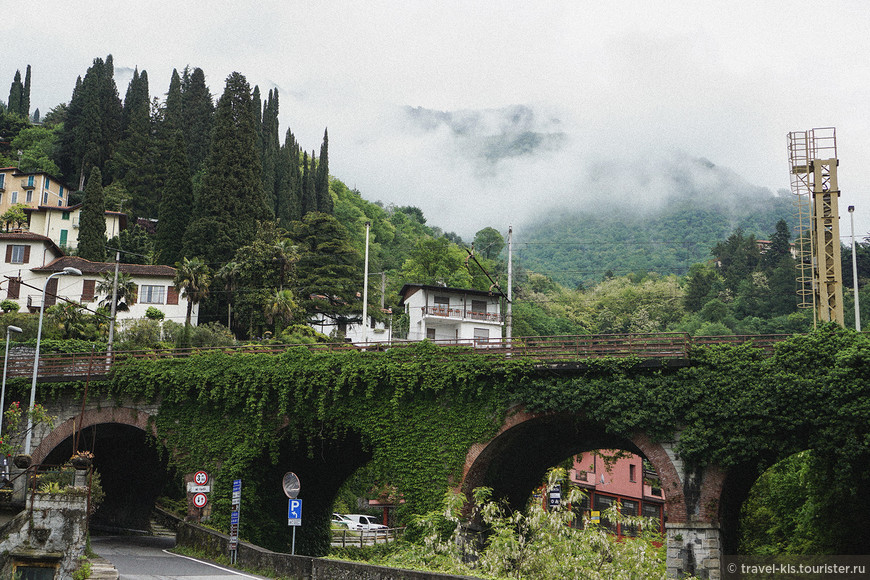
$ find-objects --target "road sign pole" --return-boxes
[292,527,296,556]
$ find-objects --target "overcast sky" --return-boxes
[4,1,870,238]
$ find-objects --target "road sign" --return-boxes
[229,479,242,565]
[590,510,600,524]
[194,471,209,485]
[548,483,561,508]
[282,472,300,499]
[187,483,211,493]
[232,479,242,493]
[288,498,302,526]
[192,493,208,508]
[230,511,239,525]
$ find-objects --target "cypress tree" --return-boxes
[314,128,332,213]
[156,132,193,266]
[7,71,22,117]
[261,89,280,216]
[22,65,31,118]
[300,151,317,216]
[276,128,302,226]
[183,72,269,265]
[181,67,213,173]
[164,69,183,134]
[78,167,107,262]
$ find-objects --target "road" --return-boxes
[91,536,270,579]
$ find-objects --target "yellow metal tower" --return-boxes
[787,127,844,325]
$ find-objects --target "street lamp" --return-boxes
[849,206,861,331]
[1,325,22,480]
[23,267,82,456]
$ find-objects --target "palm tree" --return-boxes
[174,257,211,327]
[216,260,241,330]
[273,239,297,291]
[96,271,137,311]
[264,289,297,336]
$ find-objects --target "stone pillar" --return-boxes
[666,523,721,579]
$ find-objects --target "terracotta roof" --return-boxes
[0,232,63,256]
[32,256,176,278]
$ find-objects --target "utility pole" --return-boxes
[849,205,861,331]
[106,251,120,357]
[506,225,513,341]
[362,222,371,344]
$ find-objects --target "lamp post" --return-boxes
[23,267,81,456]
[0,325,23,436]
[1,325,22,480]
[849,206,861,332]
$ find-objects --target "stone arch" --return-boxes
[460,407,688,521]
[31,406,156,465]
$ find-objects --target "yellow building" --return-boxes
[0,167,71,213]
[24,205,127,250]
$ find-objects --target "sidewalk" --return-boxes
[87,555,119,580]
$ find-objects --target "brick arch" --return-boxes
[32,407,157,465]
[460,407,689,523]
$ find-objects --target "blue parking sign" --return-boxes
[288,498,302,526]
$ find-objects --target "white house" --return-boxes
[0,233,196,325]
[398,284,504,343]
[24,204,127,251]
[309,310,391,344]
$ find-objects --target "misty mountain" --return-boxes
[517,155,796,288]
[404,104,567,163]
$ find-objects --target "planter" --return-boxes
[13,454,31,469]
[71,456,92,470]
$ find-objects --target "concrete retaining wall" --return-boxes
[177,520,478,580]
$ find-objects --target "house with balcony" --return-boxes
[0,168,71,213]
[398,283,504,343]
[0,233,195,325]
[24,204,126,251]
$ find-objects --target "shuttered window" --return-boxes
[81,279,96,302]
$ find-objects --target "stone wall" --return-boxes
[177,520,480,580]
[666,523,721,580]
[0,491,88,578]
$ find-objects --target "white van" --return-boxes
[341,514,387,531]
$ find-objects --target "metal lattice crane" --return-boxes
[787,127,844,326]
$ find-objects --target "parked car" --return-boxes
[331,513,352,527]
[340,514,387,531]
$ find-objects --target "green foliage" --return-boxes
[156,131,193,266]
[145,307,164,321]
[10,124,60,174]
[0,300,20,313]
[373,469,668,579]
[1,203,27,232]
[78,166,107,261]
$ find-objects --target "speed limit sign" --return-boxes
[194,471,209,485]
[192,493,208,508]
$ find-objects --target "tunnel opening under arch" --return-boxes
[41,423,172,532]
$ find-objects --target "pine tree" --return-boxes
[183,72,269,265]
[181,67,213,173]
[78,167,107,262]
[314,128,332,213]
[156,132,193,266]
[7,71,23,117]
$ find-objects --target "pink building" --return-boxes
[569,450,666,536]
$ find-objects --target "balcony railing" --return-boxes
[20,180,35,190]
[421,305,503,323]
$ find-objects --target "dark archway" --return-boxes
[42,423,171,531]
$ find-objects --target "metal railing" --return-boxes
[3,332,795,382]
[331,527,404,547]
[421,306,504,323]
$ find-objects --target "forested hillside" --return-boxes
[3,58,869,345]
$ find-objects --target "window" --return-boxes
[5,245,29,264]
[471,299,487,313]
[42,192,48,204]
[629,464,636,482]
[140,285,166,304]
[473,328,490,345]
[59,186,64,199]
[25,190,32,203]
[11,191,17,204]
[433,295,449,305]
[620,499,639,537]
[43,176,49,189]
[27,175,34,187]
[167,286,179,305]
[0,174,4,188]
[426,328,436,340]
[57,200,62,207]
[593,494,618,534]
[61,211,70,220]
[81,279,96,302]
[59,230,68,246]
[6,278,20,299]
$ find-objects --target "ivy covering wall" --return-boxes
[23,325,870,555]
